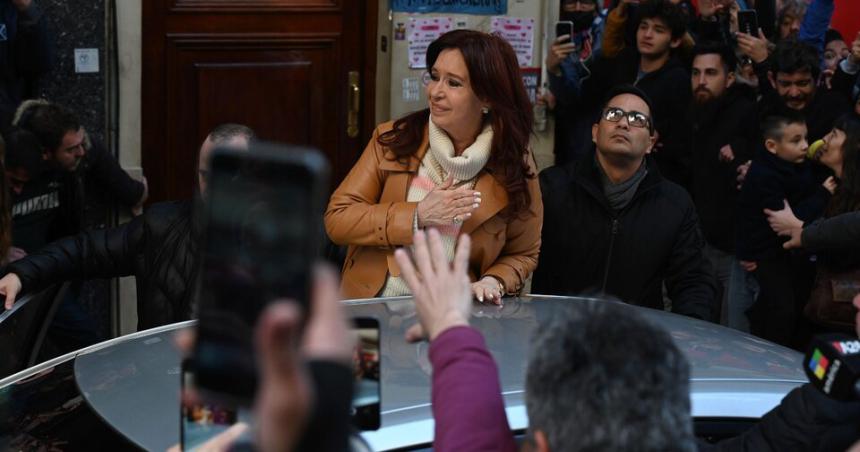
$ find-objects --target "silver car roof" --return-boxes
[0,295,807,451]
[349,295,806,450]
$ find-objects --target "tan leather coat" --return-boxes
[325,121,543,299]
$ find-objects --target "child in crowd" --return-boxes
[736,109,835,347]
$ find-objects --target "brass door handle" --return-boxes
[347,71,360,138]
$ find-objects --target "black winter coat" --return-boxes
[532,155,718,321]
[736,150,830,262]
[802,211,860,252]
[701,383,860,451]
[7,200,199,330]
[689,86,759,253]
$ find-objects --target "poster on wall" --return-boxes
[392,0,506,15]
[490,16,535,67]
[407,17,454,69]
[521,67,541,105]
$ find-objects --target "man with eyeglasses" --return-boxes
[566,0,692,188]
[533,85,718,322]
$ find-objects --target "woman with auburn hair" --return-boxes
[326,30,543,303]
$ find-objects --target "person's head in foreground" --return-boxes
[197,123,255,197]
[524,300,696,452]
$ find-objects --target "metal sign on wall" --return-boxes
[391,0,507,15]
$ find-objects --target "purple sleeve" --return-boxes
[429,326,517,452]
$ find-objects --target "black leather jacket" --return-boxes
[7,200,199,330]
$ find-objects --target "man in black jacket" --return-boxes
[532,85,717,322]
[688,42,759,324]
[0,123,255,331]
[9,101,147,253]
[738,34,851,143]
[578,0,692,187]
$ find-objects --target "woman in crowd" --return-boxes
[325,30,543,303]
[766,113,860,331]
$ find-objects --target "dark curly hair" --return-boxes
[17,103,81,153]
[377,29,535,219]
[770,39,821,79]
[691,41,737,75]
[637,0,687,40]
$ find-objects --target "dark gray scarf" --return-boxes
[596,157,648,211]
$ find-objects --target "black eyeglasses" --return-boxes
[602,107,651,129]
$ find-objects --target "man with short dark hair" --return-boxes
[738,35,851,143]
[576,0,692,186]
[687,42,759,324]
[10,101,148,253]
[0,124,256,331]
[533,85,717,321]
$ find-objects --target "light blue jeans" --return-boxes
[727,258,760,332]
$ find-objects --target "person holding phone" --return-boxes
[545,0,608,165]
[326,30,543,305]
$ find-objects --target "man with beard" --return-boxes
[688,42,759,326]
[738,34,851,143]
[9,101,147,254]
[0,124,255,333]
[545,0,607,165]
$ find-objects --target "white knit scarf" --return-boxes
[379,117,494,297]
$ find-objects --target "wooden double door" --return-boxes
[142,0,377,201]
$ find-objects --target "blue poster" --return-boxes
[391,0,507,15]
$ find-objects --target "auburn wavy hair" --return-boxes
[377,29,535,219]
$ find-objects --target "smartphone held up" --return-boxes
[179,142,381,449]
[737,9,759,36]
[192,142,329,403]
[555,20,574,44]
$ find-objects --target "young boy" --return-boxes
[736,109,833,347]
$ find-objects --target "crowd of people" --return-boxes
[1,0,860,450]
[535,0,860,348]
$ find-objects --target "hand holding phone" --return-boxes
[182,267,379,451]
[193,142,329,403]
[548,21,578,72]
[737,9,758,36]
[555,21,574,44]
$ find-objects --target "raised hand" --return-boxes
[395,229,473,342]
